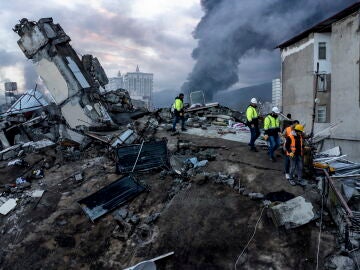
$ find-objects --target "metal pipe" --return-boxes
[332,174,360,178]
[323,169,353,220]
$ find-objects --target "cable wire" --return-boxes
[131,140,144,173]
[316,194,324,270]
[235,206,266,270]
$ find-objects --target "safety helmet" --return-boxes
[250,98,257,104]
[294,124,304,132]
[272,107,280,114]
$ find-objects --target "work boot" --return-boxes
[296,179,307,187]
[287,178,296,186]
[171,128,176,132]
[181,128,187,131]
[250,147,258,152]
[270,157,276,162]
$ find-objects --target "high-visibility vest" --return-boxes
[284,126,292,137]
[246,106,258,122]
[287,133,303,156]
[264,115,280,131]
[172,98,183,112]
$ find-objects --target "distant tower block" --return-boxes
[4,82,18,106]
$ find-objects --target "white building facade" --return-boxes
[106,66,153,109]
[272,78,282,109]
[278,3,360,161]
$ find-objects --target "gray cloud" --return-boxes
[0,49,21,66]
[1,1,199,92]
[23,62,38,90]
[182,0,358,100]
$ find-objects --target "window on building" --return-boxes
[318,42,326,60]
[316,105,327,123]
[317,74,328,92]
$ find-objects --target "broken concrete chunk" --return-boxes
[0,145,21,160]
[144,213,160,224]
[269,196,315,229]
[327,255,355,270]
[185,157,208,168]
[115,208,129,220]
[225,178,235,188]
[248,192,265,200]
[130,214,140,225]
[7,159,26,167]
[22,139,55,151]
[74,173,83,181]
[31,190,45,198]
[0,199,17,215]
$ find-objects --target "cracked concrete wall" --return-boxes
[281,35,315,130]
[325,12,360,161]
[14,18,113,131]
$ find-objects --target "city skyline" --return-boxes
[106,65,153,108]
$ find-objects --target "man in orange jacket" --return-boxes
[282,120,299,180]
[285,124,306,186]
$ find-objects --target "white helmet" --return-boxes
[250,98,257,104]
[272,106,280,114]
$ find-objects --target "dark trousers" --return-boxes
[290,155,303,180]
[267,135,280,159]
[172,114,185,131]
[284,155,290,174]
[249,126,260,148]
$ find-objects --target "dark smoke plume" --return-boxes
[182,0,358,100]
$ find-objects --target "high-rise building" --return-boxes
[106,66,153,109]
[272,78,282,110]
[123,65,153,109]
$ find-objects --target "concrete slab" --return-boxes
[31,190,45,198]
[270,196,315,229]
[0,198,17,215]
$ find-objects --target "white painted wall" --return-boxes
[330,13,360,141]
[313,33,332,74]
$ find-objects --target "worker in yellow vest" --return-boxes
[285,124,306,186]
[264,107,281,162]
[246,98,260,152]
[171,93,187,132]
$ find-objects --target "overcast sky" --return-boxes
[1,0,355,96]
[0,0,204,92]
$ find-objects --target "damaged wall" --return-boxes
[13,18,112,131]
[281,35,315,128]
[326,12,360,162]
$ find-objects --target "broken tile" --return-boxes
[0,199,17,215]
[31,190,45,198]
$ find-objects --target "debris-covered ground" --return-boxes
[0,130,342,270]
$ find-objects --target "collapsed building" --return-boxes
[0,17,360,270]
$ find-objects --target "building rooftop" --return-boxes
[277,2,360,49]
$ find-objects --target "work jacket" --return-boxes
[285,131,303,156]
[284,126,292,137]
[264,114,280,136]
[173,97,184,115]
[246,105,259,126]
